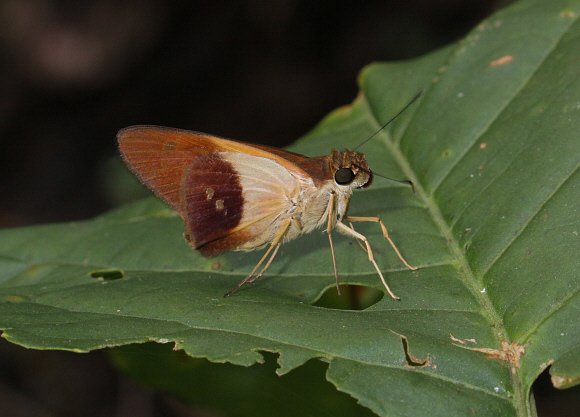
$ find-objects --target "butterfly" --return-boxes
[118,126,417,298]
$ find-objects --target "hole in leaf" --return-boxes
[401,337,427,367]
[90,269,125,281]
[312,285,383,310]
[390,330,428,367]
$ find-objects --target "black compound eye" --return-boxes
[334,168,355,185]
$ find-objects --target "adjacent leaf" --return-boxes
[108,343,378,417]
[1,0,579,416]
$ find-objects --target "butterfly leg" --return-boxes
[347,221,368,254]
[250,216,303,281]
[335,221,400,300]
[223,218,292,297]
[326,196,342,296]
[249,244,281,282]
[345,216,417,271]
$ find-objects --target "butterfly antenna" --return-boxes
[374,173,415,194]
[354,90,424,151]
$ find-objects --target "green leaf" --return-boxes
[1,0,579,416]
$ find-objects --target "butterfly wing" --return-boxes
[118,126,211,211]
[181,152,304,256]
[117,126,312,210]
[118,125,313,256]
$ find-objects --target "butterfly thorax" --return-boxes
[278,148,373,242]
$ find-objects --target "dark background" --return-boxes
[0,1,576,416]
[0,0,507,226]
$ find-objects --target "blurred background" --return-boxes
[1,1,576,416]
[0,0,511,226]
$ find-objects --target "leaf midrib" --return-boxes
[361,91,528,413]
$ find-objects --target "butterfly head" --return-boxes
[330,149,373,190]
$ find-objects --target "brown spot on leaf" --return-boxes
[451,336,525,368]
[490,55,513,66]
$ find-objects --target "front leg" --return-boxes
[335,222,400,300]
[326,193,342,296]
[345,216,417,271]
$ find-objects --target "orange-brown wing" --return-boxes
[118,125,320,257]
[118,126,212,211]
[117,125,312,212]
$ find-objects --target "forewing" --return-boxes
[117,125,311,211]
[118,126,216,211]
